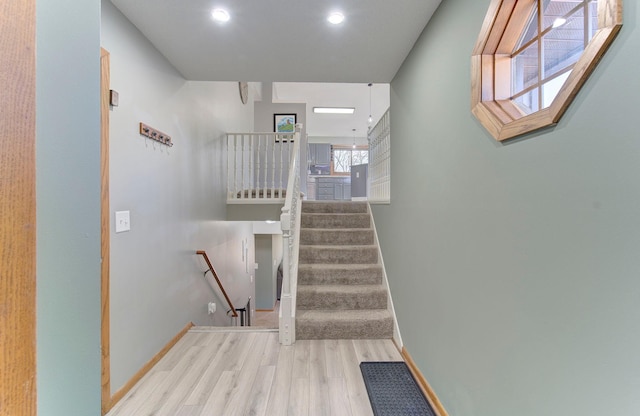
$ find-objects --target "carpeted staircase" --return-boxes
[296,201,394,340]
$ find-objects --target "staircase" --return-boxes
[295,201,394,339]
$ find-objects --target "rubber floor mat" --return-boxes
[360,361,436,416]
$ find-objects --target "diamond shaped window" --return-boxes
[471,0,622,141]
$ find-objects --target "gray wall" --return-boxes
[227,204,284,222]
[36,0,102,414]
[255,94,308,196]
[102,1,256,394]
[253,232,284,310]
[373,1,640,416]
[272,233,284,300]
[309,135,368,146]
[255,234,275,309]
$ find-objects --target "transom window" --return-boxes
[471,0,622,141]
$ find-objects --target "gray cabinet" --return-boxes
[344,184,351,200]
[317,177,351,200]
[308,144,331,165]
[306,179,317,201]
[317,178,335,200]
[316,144,331,165]
[334,183,343,200]
[307,144,316,163]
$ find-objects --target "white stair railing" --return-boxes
[368,107,391,203]
[227,131,296,203]
[279,124,302,345]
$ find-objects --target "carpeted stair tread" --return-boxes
[299,245,378,264]
[300,228,375,246]
[296,201,394,341]
[298,264,383,285]
[297,285,388,310]
[301,213,370,229]
[296,309,394,340]
[302,201,368,213]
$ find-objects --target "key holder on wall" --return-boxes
[139,122,173,147]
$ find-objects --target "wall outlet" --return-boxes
[207,302,216,314]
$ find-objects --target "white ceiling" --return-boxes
[109,0,442,83]
[109,0,441,137]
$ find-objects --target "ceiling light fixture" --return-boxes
[327,12,345,25]
[211,8,230,23]
[313,107,355,114]
[367,83,373,125]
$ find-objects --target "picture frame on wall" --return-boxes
[274,113,296,142]
[274,113,296,133]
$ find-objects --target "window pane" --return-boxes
[542,0,581,32]
[333,150,351,173]
[334,149,369,173]
[514,89,539,114]
[352,150,369,166]
[542,71,571,108]
[542,8,584,79]
[512,41,539,95]
[589,0,598,40]
[516,6,538,50]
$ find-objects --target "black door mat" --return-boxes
[360,361,436,416]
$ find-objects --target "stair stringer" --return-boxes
[367,202,404,348]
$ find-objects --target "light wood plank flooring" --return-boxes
[107,329,403,416]
[254,301,279,329]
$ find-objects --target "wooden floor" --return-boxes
[254,302,279,329]
[107,329,403,416]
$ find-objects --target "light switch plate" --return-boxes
[115,211,131,233]
[110,89,119,106]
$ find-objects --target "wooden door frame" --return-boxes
[100,47,112,415]
[0,1,37,415]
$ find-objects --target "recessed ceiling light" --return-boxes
[265,220,276,224]
[211,8,230,23]
[313,107,355,114]
[327,12,345,25]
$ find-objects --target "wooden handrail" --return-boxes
[196,250,238,318]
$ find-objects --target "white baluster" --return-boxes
[258,135,261,198]
[272,134,276,200]
[243,134,248,200]
[234,135,239,199]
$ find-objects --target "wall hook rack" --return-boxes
[139,122,173,147]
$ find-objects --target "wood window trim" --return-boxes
[471,0,623,141]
